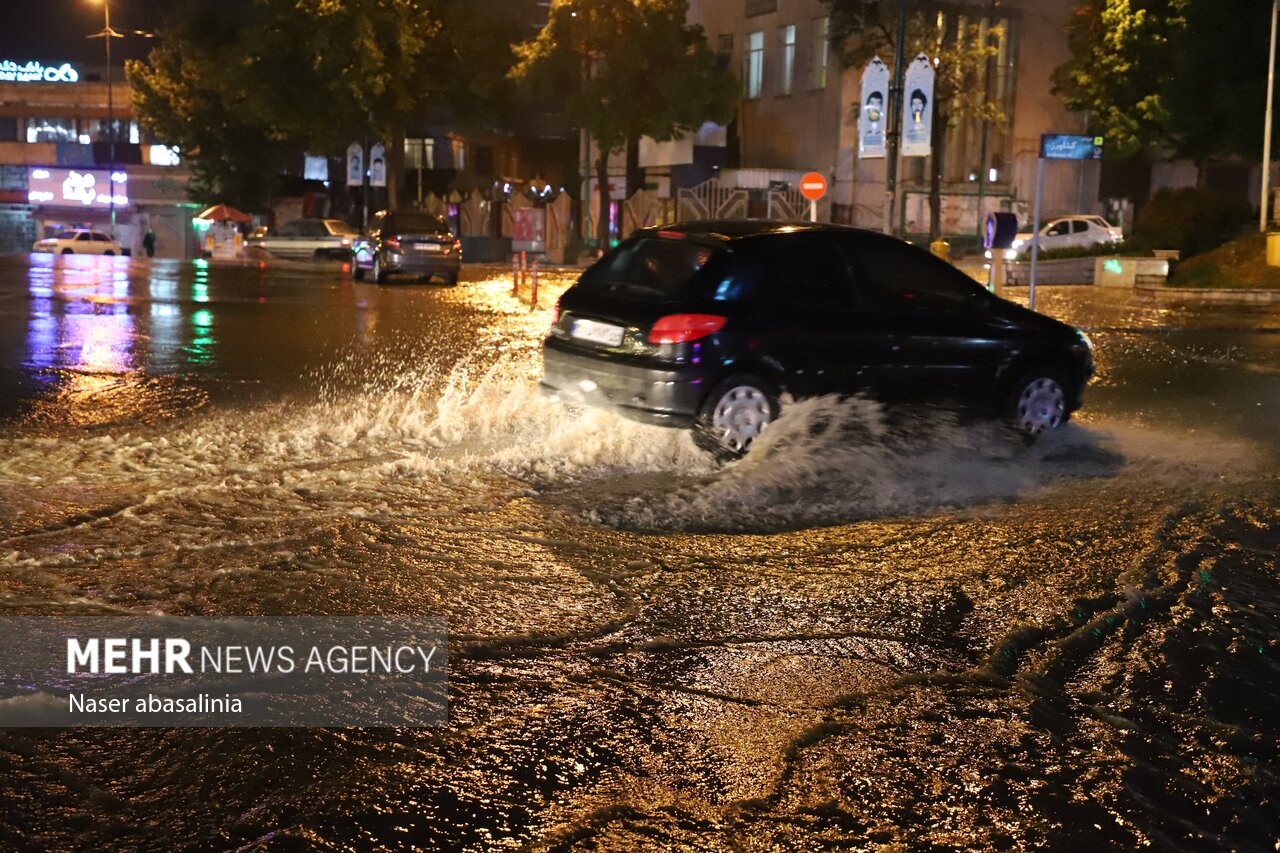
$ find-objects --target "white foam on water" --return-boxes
[0,355,1265,564]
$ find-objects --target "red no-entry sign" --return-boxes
[799,172,827,201]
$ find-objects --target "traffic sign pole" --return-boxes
[799,172,827,222]
[1029,155,1045,311]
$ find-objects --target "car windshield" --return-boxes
[386,213,448,233]
[579,237,722,297]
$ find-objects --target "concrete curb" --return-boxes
[1136,284,1280,304]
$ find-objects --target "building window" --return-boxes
[777,25,796,96]
[404,138,435,170]
[717,33,733,71]
[24,118,77,143]
[810,16,829,90]
[745,30,764,99]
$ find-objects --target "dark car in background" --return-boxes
[250,218,357,260]
[353,210,461,285]
[541,221,1095,457]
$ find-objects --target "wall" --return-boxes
[686,0,1100,232]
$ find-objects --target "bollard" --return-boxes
[530,259,540,309]
[512,252,520,295]
[520,250,528,294]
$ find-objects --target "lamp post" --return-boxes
[88,0,123,239]
[883,0,910,236]
[1262,0,1278,232]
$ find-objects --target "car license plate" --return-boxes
[413,243,442,252]
[571,318,625,347]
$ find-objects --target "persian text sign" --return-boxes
[1040,134,1104,160]
[27,168,127,208]
[0,617,448,727]
[0,60,79,83]
[512,207,546,252]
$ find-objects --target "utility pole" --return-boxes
[975,1,998,239]
[88,0,124,239]
[883,0,910,236]
[1262,0,1278,232]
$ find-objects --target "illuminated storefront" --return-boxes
[0,60,195,257]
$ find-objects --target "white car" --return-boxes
[250,218,357,260]
[32,229,123,255]
[1009,215,1122,258]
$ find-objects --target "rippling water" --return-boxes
[0,256,1276,850]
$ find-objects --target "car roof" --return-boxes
[632,220,884,244]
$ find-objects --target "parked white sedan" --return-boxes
[32,229,123,255]
[1009,215,1122,257]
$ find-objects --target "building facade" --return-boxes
[667,0,1099,240]
[0,59,197,257]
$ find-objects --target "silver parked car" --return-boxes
[250,218,357,260]
[1008,215,1122,257]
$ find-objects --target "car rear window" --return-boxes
[579,237,722,297]
[386,213,447,233]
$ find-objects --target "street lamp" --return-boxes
[1262,0,1278,232]
[87,0,123,239]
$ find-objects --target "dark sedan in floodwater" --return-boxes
[353,210,462,285]
[541,221,1095,456]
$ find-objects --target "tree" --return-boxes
[829,1,1003,240]
[128,0,451,211]
[512,0,737,247]
[1051,0,1182,159]
[1053,0,1273,162]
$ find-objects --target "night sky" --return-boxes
[0,0,167,67]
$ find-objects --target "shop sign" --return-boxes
[27,168,128,208]
[0,60,80,83]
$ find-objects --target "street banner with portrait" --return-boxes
[901,54,935,158]
[369,143,387,187]
[346,142,363,187]
[859,56,889,159]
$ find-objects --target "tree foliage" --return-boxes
[1053,0,1273,162]
[829,1,1004,237]
[512,0,737,244]
[128,0,512,210]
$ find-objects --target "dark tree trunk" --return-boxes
[626,135,641,198]
[595,143,610,249]
[929,109,948,242]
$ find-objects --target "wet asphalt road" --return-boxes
[0,253,1277,851]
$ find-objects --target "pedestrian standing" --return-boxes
[143,228,156,258]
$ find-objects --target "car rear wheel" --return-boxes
[695,374,778,459]
[61,248,73,255]
[103,250,114,256]
[442,271,458,286]
[1007,370,1069,440]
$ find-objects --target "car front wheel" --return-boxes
[695,374,779,459]
[1008,370,1069,439]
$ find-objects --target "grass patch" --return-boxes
[1168,232,1280,289]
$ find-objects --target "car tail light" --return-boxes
[386,237,401,250]
[341,237,351,247]
[452,240,462,255]
[649,314,726,344]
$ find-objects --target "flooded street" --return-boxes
[0,254,1277,851]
